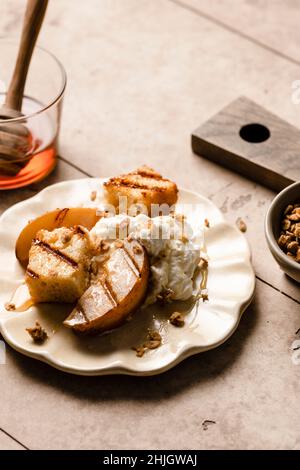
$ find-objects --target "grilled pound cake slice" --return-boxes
[64,238,149,334]
[25,226,92,303]
[103,166,178,215]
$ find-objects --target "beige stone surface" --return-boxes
[0,429,25,450]
[0,0,299,450]
[180,0,300,63]
[0,280,299,450]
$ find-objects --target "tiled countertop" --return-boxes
[0,0,299,450]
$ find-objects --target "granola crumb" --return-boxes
[5,302,16,311]
[132,329,162,357]
[236,218,247,233]
[90,190,97,202]
[147,329,162,342]
[156,288,174,303]
[26,322,48,344]
[132,346,146,357]
[196,291,209,302]
[284,204,294,215]
[202,420,216,431]
[201,293,209,302]
[204,218,210,228]
[99,240,110,252]
[169,311,185,327]
[277,202,300,263]
[144,339,161,349]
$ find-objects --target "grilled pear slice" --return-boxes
[103,166,178,215]
[63,238,149,334]
[16,208,100,268]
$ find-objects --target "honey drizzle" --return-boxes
[5,283,35,312]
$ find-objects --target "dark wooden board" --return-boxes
[192,96,300,192]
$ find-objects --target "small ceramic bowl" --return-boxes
[265,181,300,283]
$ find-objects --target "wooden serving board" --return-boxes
[192,96,300,192]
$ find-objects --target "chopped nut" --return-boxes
[169,311,185,327]
[90,191,97,201]
[204,218,210,228]
[156,288,174,303]
[132,346,146,357]
[287,241,298,254]
[287,213,300,222]
[26,322,48,344]
[132,329,162,357]
[5,302,16,311]
[282,219,291,230]
[99,240,110,252]
[147,329,162,342]
[144,340,161,349]
[277,202,300,263]
[197,291,209,302]
[293,224,300,237]
[284,204,294,215]
[278,234,291,248]
[236,218,247,233]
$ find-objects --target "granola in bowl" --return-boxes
[277,202,300,263]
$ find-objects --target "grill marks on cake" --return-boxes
[105,177,168,192]
[54,208,70,226]
[32,239,78,268]
[83,243,144,318]
[100,244,142,307]
[122,245,142,278]
[76,303,89,323]
[102,277,118,307]
[26,268,39,279]
[104,166,171,193]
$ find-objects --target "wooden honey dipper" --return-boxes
[0,0,48,176]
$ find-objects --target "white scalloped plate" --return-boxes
[0,178,255,376]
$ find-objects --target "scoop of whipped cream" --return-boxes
[90,214,202,306]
